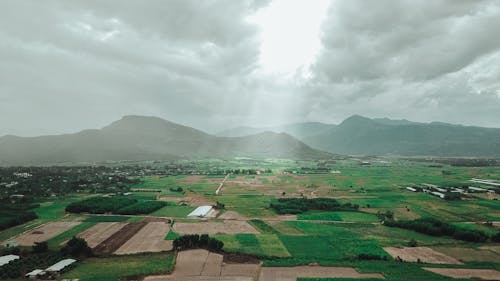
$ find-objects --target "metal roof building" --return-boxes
[187,205,213,218]
[26,269,45,279]
[46,258,76,272]
[0,254,19,266]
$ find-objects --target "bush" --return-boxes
[407,239,418,247]
[173,234,224,251]
[33,241,48,253]
[61,237,92,258]
[491,232,500,242]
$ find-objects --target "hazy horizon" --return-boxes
[2,0,500,136]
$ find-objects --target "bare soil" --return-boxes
[78,222,127,248]
[173,221,259,235]
[433,246,500,262]
[143,249,258,281]
[114,222,173,255]
[423,267,500,280]
[384,247,462,264]
[218,211,248,220]
[15,221,81,246]
[93,222,146,254]
[259,266,383,281]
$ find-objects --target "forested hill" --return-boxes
[0,115,330,165]
[304,115,500,157]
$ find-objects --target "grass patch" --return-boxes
[249,220,279,234]
[151,203,195,217]
[165,230,181,241]
[61,253,175,281]
[298,211,378,222]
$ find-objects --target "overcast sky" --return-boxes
[1,0,500,136]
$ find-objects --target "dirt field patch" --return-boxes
[259,266,383,281]
[384,247,462,264]
[143,249,258,281]
[480,245,500,255]
[78,222,127,248]
[173,221,259,235]
[393,207,421,220]
[114,222,173,255]
[423,267,500,280]
[93,222,146,254]
[15,221,81,246]
[218,211,248,220]
[433,246,500,262]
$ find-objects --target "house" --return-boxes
[0,254,19,267]
[405,187,417,192]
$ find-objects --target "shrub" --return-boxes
[61,237,92,258]
[173,234,224,251]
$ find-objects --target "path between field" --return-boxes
[215,174,230,195]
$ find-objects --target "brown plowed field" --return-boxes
[78,222,127,248]
[114,222,173,255]
[15,221,81,246]
[143,249,258,281]
[259,266,383,281]
[384,247,462,264]
[173,221,259,235]
[423,267,500,280]
[93,222,146,254]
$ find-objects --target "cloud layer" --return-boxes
[1,0,499,136]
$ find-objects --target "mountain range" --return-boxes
[0,116,329,165]
[1,114,499,165]
[221,115,500,157]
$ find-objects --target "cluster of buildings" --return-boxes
[25,259,76,280]
[405,181,497,199]
[0,254,76,280]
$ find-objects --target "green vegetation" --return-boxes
[61,236,92,258]
[165,230,181,240]
[66,196,137,214]
[215,234,290,257]
[115,201,167,215]
[0,205,37,231]
[173,234,224,251]
[0,252,63,279]
[84,215,131,222]
[270,198,359,214]
[298,211,378,222]
[385,217,490,242]
[66,196,166,215]
[248,219,279,234]
[61,253,175,281]
[151,202,195,217]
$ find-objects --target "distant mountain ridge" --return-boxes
[0,116,330,165]
[303,115,500,157]
[217,122,336,139]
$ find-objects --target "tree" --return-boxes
[32,241,48,253]
[61,236,92,258]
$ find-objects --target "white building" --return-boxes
[0,255,19,266]
[187,206,213,218]
[46,259,76,273]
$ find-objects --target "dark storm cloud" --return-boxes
[1,0,499,136]
[304,0,500,127]
[0,0,270,135]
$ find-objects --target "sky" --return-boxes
[1,0,500,136]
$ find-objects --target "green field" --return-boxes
[61,253,175,281]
